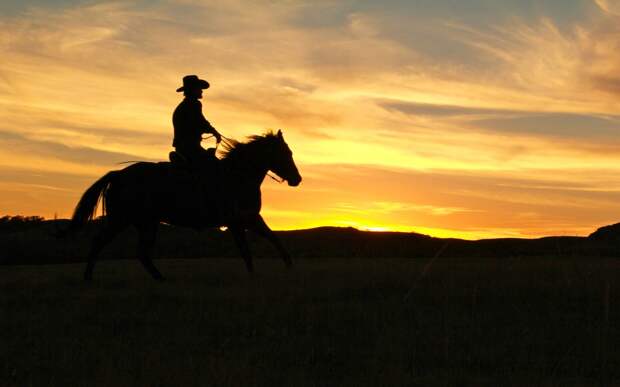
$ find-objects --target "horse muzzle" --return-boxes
[287,175,302,187]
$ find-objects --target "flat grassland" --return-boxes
[1,257,619,386]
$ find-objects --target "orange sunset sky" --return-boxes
[3,0,620,239]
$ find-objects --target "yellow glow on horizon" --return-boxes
[261,216,543,240]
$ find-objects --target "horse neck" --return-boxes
[221,149,269,187]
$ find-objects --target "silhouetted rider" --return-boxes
[172,75,222,165]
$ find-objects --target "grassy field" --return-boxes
[1,256,619,386]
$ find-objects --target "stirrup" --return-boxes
[169,151,188,165]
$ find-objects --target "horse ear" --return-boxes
[277,129,283,138]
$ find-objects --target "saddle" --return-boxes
[168,147,220,194]
[167,148,231,222]
[168,147,217,167]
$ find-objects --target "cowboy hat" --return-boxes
[176,75,210,92]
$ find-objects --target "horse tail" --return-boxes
[69,171,119,231]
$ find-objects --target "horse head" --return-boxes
[268,130,302,187]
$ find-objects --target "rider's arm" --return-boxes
[200,117,221,143]
[199,116,218,135]
[194,101,222,142]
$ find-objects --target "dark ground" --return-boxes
[1,256,619,386]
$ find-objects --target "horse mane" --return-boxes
[219,131,277,161]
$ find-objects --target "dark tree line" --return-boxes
[0,215,45,233]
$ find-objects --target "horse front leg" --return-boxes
[229,226,254,273]
[248,215,292,268]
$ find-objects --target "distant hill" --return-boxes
[0,218,618,265]
[589,222,620,241]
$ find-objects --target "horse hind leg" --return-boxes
[136,223,164,281]
[84,221,125,281]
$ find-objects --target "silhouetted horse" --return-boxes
[70,130,302,280]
